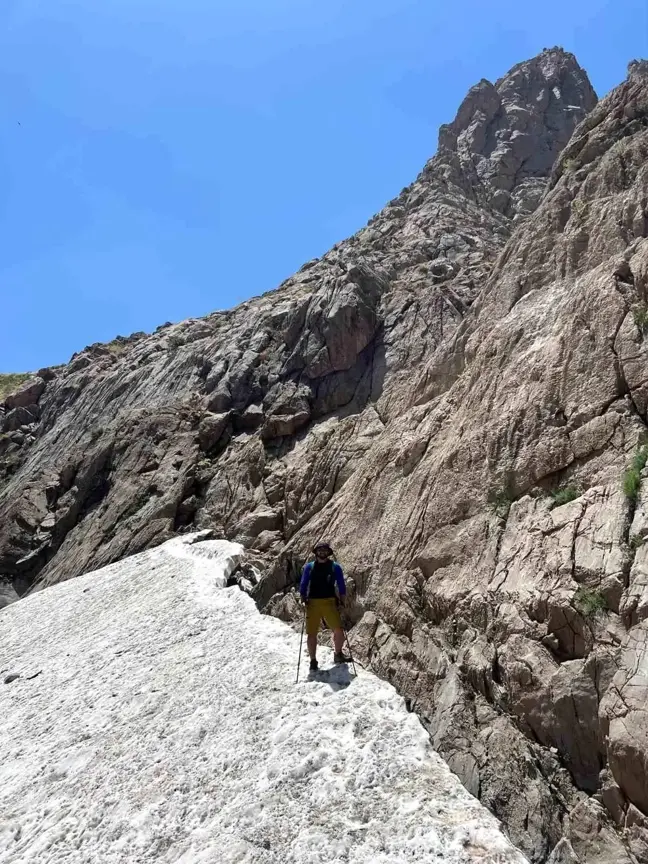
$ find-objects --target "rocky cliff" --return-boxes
[2,48,647,863]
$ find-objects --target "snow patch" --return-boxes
[163,532,244,600]
[0,535,528,863]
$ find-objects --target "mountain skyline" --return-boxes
[1,0,646,371]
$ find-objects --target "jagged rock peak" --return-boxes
[629,58,648,81]
[436,47,597,217]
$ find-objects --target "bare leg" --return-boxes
[307,634,317,659]
[333,628,344,654]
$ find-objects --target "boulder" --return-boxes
[4,376,45,409]
[198,412,229,453]
[3,405,39,432]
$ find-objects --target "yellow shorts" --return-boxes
[306,598,342,636]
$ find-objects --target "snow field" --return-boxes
[0,535,528,863]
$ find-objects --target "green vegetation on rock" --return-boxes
[489,486,515,519]
[633,305,648,335]
[573,586,607,618]
[550,485,580,507]
[0,373,30,400]
[623,445,648,502]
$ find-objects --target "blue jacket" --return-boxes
[300,560,346,600]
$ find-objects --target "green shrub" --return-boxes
[563,157,580,173]
[571,199,586,218]
[0,372,30,400]
[624,469,641,502]
[105,340,127,355]
[167,334,185,349]
[633,306,648,335]
[623,445,648,502]
[551,486,580,507]
[573,586,607,618]
[489,486,514,519]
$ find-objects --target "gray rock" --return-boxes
[599,768,626,826]
[438,48,596,218]
[625,805,648,864]
[2,405,39,432]
[234,404,264,432]
[564,799,636,863]
[0,578,20,609]
[600,620,648,816]
[198,412,229,453]
[546,839,579,864]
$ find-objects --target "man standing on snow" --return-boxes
[300,541,350,671]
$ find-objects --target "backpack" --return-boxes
[306,559,336,598]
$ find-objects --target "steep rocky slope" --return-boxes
[271,58,648,864]
[2,48,648,863]
[0,47,595,595]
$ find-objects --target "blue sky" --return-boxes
[1,0,646,371]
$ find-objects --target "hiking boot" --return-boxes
[309,658,318,671]
[334,652,351,664]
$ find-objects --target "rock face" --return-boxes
[1,47,647,862]
[438,49,596,218]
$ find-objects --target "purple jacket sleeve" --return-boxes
[299,562,312,598]
[333,563,346,596]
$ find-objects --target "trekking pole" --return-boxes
[295,606,306,684]
[342,625,358,678]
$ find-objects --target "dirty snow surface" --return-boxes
[0,534,528,864]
